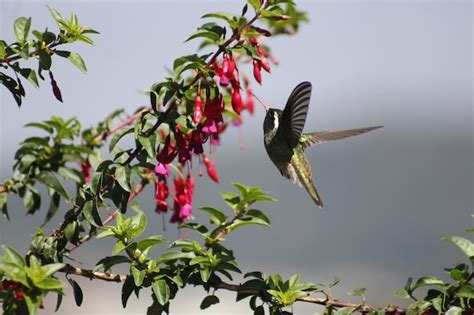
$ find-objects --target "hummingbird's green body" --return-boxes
[263,82,381,208]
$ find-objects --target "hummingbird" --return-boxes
[262,81,382,208]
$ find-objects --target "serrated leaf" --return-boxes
[200,295,219,309]
[152,279,170,306]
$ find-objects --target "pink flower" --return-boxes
[80,161,91,183]
[203,155,220,183]
[170,175,194,223]
[154,163,169,178]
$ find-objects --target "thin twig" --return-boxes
[61,264,407,314]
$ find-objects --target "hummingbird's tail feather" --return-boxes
[290,152,324,208]
[300,126,382,150]
[304,180,323,208]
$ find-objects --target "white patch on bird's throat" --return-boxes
[273,111,279,130]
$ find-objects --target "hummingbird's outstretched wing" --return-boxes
[280,81,313,148]
[300,126,383,150]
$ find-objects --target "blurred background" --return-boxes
[1,0,472,314]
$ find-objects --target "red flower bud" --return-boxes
[253,60,262,84]
[257,47,271,73]
[249,37,259,46]
[193,95,203,124]
[203,156,220,183]
[16,290,24,300]
[231,89,243,114]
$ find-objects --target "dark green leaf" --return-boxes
[109,127,134,152]
[42,192,60,226]
[67,278,83,306]
[94,256,130,272]
[19,68,39,88]
[121,276,135,308]
[200,295,219,309]
[455,284,474,298]
[37,171,71,201]
[82,200,102,227]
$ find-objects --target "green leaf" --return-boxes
[42,192,60,226]
[131,265,145,286]
[14,17,31,44]
[36,278,65,290]
[109,127,134,152]
[446,306,463,315]
[68,52,87,73]
[443,236,474,259]
[82,200,102,227]
[57,166,82,183]
[202,12,236,24]
[42,263,65,278]
[347,287,366,296]
[115,165,131,192]
[200,206,227,224]
[94,256,130,272]
[112,240,128,255]
[394,288,410,299]
[2,245,25,266]
[246,209,271,226]
[156,251,196,264]
[200,295,219,309]
[413,276,445,289]
[200,268,211,283]
[64,221,79,243]
[247,0,262,11]
[37,171,71,201]
[19,68,39,88]
[152,279,170,306]
[47,6,65,24]
[455,284,474,298]
[335,307,356,315]
[67,278,83,306]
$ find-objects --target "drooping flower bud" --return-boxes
[49,71,63,102]
[257,46,271,73]
[203,155,220,183]
[231,89,243,114]
[193,94,203,124]
[253,60,262,84]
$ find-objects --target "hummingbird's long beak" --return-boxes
[251,92,269,112]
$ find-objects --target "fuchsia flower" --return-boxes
[193,86,204,124]
[174,129,192,164]
[157,136,178,165]
[80,160,91,183]
[154,163,169,178]
[213,53,237,87]
[154,178,169,213]
[170,175,194,224]
[203,155,220,183]
[253,60,262,84]
[231,89,243,114]
[202,96,224,134]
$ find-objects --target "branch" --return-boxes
[61,264,407,314]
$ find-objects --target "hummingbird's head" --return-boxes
[263,108,281,134]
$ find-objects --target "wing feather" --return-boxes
[300,126,382,149]
[280,82,313,148]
